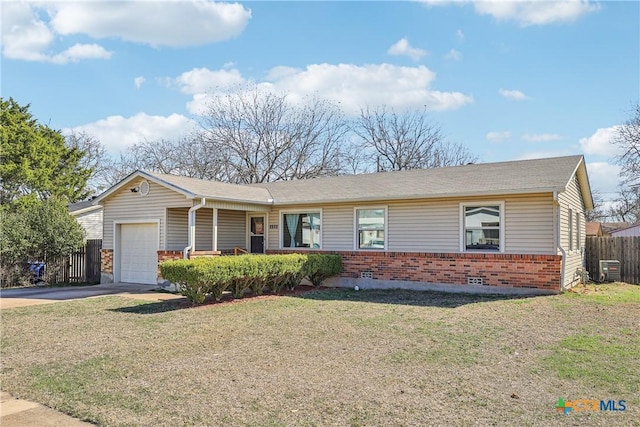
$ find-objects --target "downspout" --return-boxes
[184,198,206,259]
[554,191,567,291]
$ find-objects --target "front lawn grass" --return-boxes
[1,283,638,426]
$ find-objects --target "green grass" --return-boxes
[542,333,640,395]
[1,283,639,426]
[563,282,640,304]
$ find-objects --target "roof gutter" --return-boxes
[184,198,206,259]
[554,191,567,291]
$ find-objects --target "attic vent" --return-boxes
[361,271,373,279]
[139,180,150,196]
[467,277,484,286]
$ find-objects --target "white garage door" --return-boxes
[120,223,158,284]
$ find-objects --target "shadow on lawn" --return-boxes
[294,287,546,308]
[110,300,187,314]
[108,287,546,314]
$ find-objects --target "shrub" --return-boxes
[160,253,341,304]
[305,254,342,287]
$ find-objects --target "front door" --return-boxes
[250,216,265,253]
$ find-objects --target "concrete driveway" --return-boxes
[0,283,184,309]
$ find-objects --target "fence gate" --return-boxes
[48,239,102,284]
[585,236,640,285]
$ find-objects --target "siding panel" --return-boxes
[558,176,587,287]
[218,209,246,250]
[74,209,103,240]
[103,181,191,249]
[166,208,188,250]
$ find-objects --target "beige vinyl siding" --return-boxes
[270,194,555,254]
[503,194,555,253]
[218,209,246,250]
[74,209,103,240]
[558,176,587,287]
[102,181,191,249]
[195,208,213,251]
[166,208,188,250]
[388,200,459,252]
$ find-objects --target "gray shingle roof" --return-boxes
[257,155,586,204]
[143,171,273,204]
[100,155,588,206]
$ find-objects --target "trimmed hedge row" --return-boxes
[160,254,341,303]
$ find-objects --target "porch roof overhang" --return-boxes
[202,199,271,212]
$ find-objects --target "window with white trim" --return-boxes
[282,212,321,249]
[355,208,386,250]
[462,203,503,252]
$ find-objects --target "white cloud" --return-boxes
[486,131,511,143]
[456,29,464,41]
[579,126,622,156]
[0,1,53,61]
[50,1,251,47]
[387,38,427,61]
[134,76,146,89]
[499,88,530,101]
[473,0,600,26]
[424,1,599,26]
[516,149,573,160]
[179,63,474,116]
[1,1,251,63]
[68,113,197,154]
[587,162,622,196]
[445,48,462,61]
[522,133,562,142]
[174,67,245,94]
[50,43,113,64]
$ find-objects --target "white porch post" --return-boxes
[213,208,218,252]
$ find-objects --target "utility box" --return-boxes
[599,260,621,282]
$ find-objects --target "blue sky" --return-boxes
[2,0,638,202]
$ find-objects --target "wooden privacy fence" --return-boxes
[48,239,102,284]
[585,236,640,284]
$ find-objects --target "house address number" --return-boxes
[269,224,278,230]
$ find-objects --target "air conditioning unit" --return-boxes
[598,260,621,282]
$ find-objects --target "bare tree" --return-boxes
[585,190,608,222]
[64,131,112,194]
[614,104,640,190]
[354,106,476,172]
[199,85,349,183]
[606,185,640,223]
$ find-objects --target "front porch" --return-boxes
[166,201,270,258]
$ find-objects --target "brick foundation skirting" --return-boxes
[267,250,562,291]
[101,249,113,274]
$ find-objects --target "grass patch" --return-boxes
[543,333,640,395]
[1,284,639,426]
[563,282,640,304]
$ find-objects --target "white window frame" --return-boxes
[279,209,322,250]
[459,201,505,253]
[353,206,388,251]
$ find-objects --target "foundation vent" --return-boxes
[467,277,484,286]
[361,271,373,279]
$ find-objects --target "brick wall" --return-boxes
[268,250,562,291]
[101,249,113,274]
[157,250,184,279]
